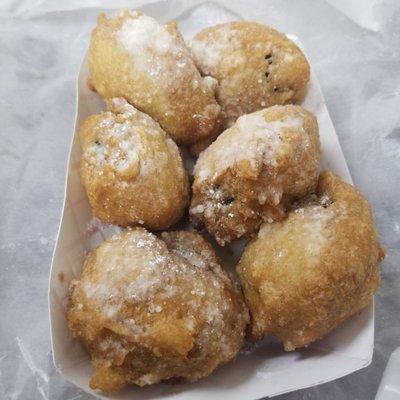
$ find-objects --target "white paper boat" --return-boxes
[48,2,375,399]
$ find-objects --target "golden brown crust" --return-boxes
[79,98,189,229]
[188,133,218,157]
[188,121,222,157]
[190,105,320,245]
[89,11,221,144]
[68,228,249,393]
[237,171,383,350]
[190,21,310,129]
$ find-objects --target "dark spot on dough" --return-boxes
[265,53,273,65]
[187,345,201,358]
[58,272,65,283]
[221,196,234,205]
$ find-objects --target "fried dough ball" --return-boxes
[190,105,320,245]
[68,228,249,393]
[80,98,189,229]
[237,171,384,350]
[89,10,221,145]
[190,21,310,130]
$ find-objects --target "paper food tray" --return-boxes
[49,2,375,399]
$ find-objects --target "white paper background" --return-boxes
[1,1,400,399]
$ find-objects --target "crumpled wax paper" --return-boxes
[0,0,399,399]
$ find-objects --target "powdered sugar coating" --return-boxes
[259,203,335,260]
[118,15,174,52]
[116,15,187,84]
[68,228,248,393]
[190,25,239,71]
[195,111,305,182]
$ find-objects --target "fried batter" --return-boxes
[80,98,189,229]
[89,11,221,144]
[190,21,310,129]
[68,228,249,393]
[237,171,384,350]
[190,105,320,245]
